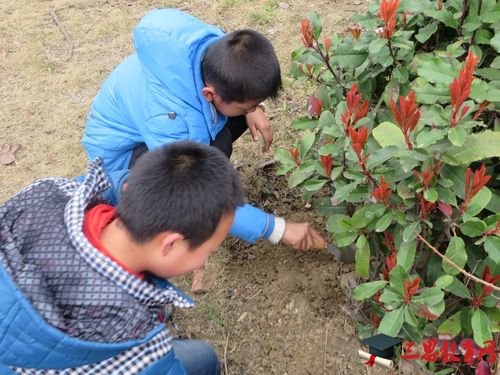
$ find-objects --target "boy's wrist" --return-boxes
[268,216,286,244]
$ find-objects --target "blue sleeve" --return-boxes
[230,204,275,243]
[141,115,191,150]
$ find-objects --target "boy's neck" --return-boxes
[100,219,147,274]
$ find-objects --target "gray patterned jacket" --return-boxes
[0,159,194,374]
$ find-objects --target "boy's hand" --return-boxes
[281,222,327,251]
[246,107,273,153]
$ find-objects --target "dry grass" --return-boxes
[0,0,359,200]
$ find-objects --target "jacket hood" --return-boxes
[133,9,224,110]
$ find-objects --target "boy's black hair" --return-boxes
[202,29,282,103]
[116,141,244,247]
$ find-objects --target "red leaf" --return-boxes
[307,95,323,117]
[476,359,492,375]
[438,201,452,218]
[416,305,439,320]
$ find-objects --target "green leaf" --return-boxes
[288,160,317,187]
[366,146,401,169]
[389,266,408,295]
[372,121,406,148]
[303,179,328,192]
[404,305,419,327]
[334,232,359,247]
[319,110,335,129]
[491,31,500,52]
[403,222,421,242]
[437,312,462,338]
[332,181,359,201]
[471,309,493,347]
[466,187,492,217]
[445,131,500,165]
[274,148,294,165]
[397,240,416,271]
[426,299,446,319]
[444,277,472,299]
[375,212,394,232]
[351,204,386,229]
[434,275,454,289]
[460,219,486,237]
[479,0,500,23]
[330,43,368,69]
[413,288,444,305]
[492,57,500,69]
[380,287,404,305]
[393,67,409,84]
[299,130,316,159]
[327,214,352,234]
[292,117,319,130]
[378,307,405,336]
[415,21,439,43]
[448,127,466,147]
[424,188,438,203]
[355,234,370,278]
[413,79,451,104]
[417,57,457,84]
[352,280,388,300]
[369,38,388,54]
[442,237,467,276]
[307,12,323,39]
[484,236,500,264]
[415,128,447,148]
[424,9,459,28]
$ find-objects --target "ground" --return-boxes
[0,0,393,373]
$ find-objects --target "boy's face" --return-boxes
[201,85,262,117]
[212,96,262,117]
[150,211,235,278]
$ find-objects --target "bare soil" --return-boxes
[0,0,391,374]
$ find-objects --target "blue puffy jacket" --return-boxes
[82,9,275,243]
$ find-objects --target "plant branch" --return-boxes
[416,232,500,292]
[470,0,483,45]
[49,8,74,61]
[312,45,346,94]
[387,39,396,62]
[458,0,470,36]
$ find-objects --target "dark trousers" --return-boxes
[129,115,247,167]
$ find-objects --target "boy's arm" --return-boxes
[231,204,326,249]
[245,107,273,153]
[102,169,326,249]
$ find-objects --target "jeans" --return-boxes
[171,339,221,375]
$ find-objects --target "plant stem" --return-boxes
[458,0,470,36]
[313,45,346,94]
[387,39,396,62]
[470,0,483,45]
[416,232,500,292]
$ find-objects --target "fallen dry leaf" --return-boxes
[0,144,20,165]
[191,268,205,292]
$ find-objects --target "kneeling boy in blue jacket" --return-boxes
[82,8,326,251]
[0,142,243,374]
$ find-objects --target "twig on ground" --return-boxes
[81,7,116,39]
[324,320,331,372]
[223,332,230,375]
[416,232,500,292]
[49,9,74,61]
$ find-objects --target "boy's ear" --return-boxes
[201,85,216,102]
[160,232,185,256]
